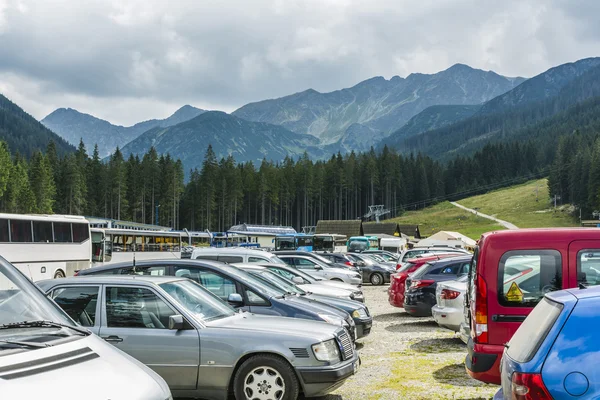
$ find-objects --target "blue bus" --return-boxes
[274,234,314,251]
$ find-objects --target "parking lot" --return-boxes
[322,285,497,400]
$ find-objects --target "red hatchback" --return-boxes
[388,253,461,308]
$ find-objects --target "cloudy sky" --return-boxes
[0,0,599,126]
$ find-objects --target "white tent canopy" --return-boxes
[416,231,476,249]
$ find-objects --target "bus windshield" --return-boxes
[348,240,369,252]
[275,237,296,251]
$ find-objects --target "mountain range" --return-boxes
[2,57,600,175]
[233,64,525,145]
[41,105,205,157]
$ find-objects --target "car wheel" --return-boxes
[233,354,299,400]
[370,273,383,286]
[53,269,66,279]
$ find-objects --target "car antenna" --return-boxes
[132,251,136,271]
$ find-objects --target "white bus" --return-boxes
[313,233,348,253]
[0,213,92,281]
[91,228,182,265]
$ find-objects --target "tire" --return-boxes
[370,273,384,286]
[53,269,66,279]
[233,354,299,400]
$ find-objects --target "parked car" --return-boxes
[261,263,365,302]
[346,253,395,286]
[432,275,468,332]
[464,229,600,385]
[493,286,600,400]
[277,255,362,285]
[0,256,172,400]
[235,264,372,339]
[77,260,357,340]
[362,250,399,262]
[192,247,286,264]
[404,256,472,316]
[181,245,194,259]
[275,251,360,273]
[388,254,463,308]
[399,246,470,263]
[38,275,359,400]
[317,252,357,268]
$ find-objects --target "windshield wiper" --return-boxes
[0,339,51,349]
[0,320,91,336]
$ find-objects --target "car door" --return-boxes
[295,257,327,279]
[49,284,102,335]
[172,265,248,311]
[98,284,200,390]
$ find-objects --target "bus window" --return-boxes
[113,234,124,252]
[54,222,72,243]
[33,221,53,243]
[92,232,104,262]
[0,219,8,242]
[11,220,32,242]
[72,223,90,243]
[124,235,134,252]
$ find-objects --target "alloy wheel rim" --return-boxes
[372,274,382,285]
[243,366,285,400]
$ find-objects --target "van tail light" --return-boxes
[474,274,488,343]
[511,372,552,399]
[411,279,435,288]
[441,289,461,300]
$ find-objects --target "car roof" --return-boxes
[406,253,465,263]
[78,259,239,275]
[273,250,312,256]
[425,255,472,266]
[556,285,600,301]
[231,263,266,271]
[480,228,600,243]
[191,247,275,256]
[37,275,185,288]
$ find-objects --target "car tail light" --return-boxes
[345,261,354,267]
[396,263,402,270]
[441,289,460,299]
[74,270,80,276]
[411,279,435,288]
[474,274,488,343]
[511,372,552,399]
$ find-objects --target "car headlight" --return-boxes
[353,274,361,279]
[318,314,345,327]
[352,308,368,318]
[312,339,341,362]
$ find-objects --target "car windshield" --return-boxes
[366,254,386,263]
[398,262,416,273]
[410,263,432,279]
[250,270,306,295]
[224,266,283,298]
[357,255,377,266]
[0,257,79,344]
[309,253,333,265]
[159,280,236,322]
[348,240,368,252]
[374,253,396,262]
[267,266,318,283]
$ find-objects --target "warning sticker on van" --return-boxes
[506,282,524,302]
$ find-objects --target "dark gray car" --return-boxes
[38,276,360,400]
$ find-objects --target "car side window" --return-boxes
[174,266,238,301]
[119,266,167,276]
[245,288,269,306]
[498,250,562,307]
[440,263,461,275]
[578,250,600,287]
[195,255,219,261]
[105,287,176,329]
[248,256,268,263]
[218,255,244,263]
[280,257,295,266]
[51,286,99,327]
[296,258,317,269]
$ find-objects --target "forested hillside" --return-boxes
[0,94,74,157]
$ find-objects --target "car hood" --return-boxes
[316,280,362,292]
[304,294,367,313]
[298,284,352,298]
[0,335,170,400]
[281,294,349,318]
[206,312,340,342]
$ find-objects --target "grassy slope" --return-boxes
[391,178,577,240]
[458,178,577,228]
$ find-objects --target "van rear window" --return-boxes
[578,250,600,287]
[506,298,563,363]
[498,250,562,308]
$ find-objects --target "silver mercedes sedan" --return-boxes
[37,275,360,400]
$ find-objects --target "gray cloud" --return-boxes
[0,0,599,125]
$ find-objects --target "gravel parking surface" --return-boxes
[317,285,498,400]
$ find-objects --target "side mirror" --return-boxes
[227,293,244,307]
[292,276,304,284]
[168,315,184,330]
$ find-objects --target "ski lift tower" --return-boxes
[364,205,390,223]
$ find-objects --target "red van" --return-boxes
[466,228,600,384]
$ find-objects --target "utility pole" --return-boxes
[553,195,561,209]
[155,204,161,226]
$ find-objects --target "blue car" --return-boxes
[494,285,600,399]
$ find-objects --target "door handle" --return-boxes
[102,335,123,343]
